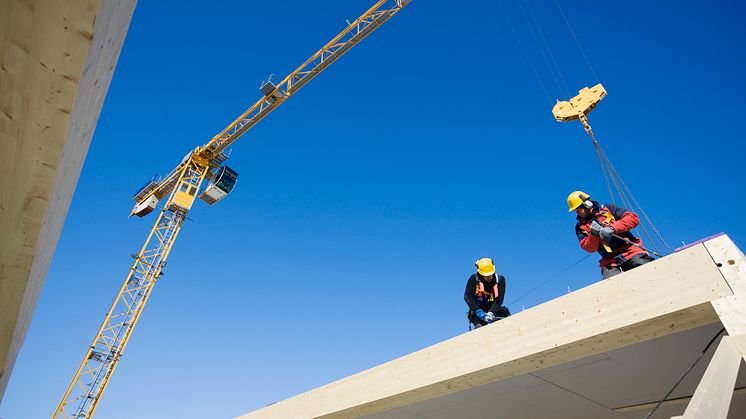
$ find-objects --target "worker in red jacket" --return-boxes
[567,191,654,279]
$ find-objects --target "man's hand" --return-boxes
[599,226,615,241]
[476,309,488,321]
[484,312,496,323]
[589,220,603,237]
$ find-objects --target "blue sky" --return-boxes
[3,1,745,418]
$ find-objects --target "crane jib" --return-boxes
[130,1,408,210]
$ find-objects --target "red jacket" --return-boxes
[575,202,647,268]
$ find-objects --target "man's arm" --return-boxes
[464,275,480,311]
[607,203,640,233]
[577,223,600,252]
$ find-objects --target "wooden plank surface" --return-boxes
[0,0,136,400]
[238,243,732,419]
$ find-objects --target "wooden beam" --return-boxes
[704,234,746,361]
[680,336,741,419]
[238,243,731,419]
[0,0,136,401]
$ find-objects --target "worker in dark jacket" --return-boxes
[464,257,510,328]
[567,191,654,279]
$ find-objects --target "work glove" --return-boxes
[599,226,616,241]
[589,220,603,237]
[484,312,496,323]
[475,309,488,321]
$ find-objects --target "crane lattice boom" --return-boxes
[135,0,410,211]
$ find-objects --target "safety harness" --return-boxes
[475,277,499,302]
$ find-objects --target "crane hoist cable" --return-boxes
[53,1,412,418]
[516,0,570,99]
[500,0,601,104]
[496,0,553,104]
[552,84,672,256]
[552,0,600,84]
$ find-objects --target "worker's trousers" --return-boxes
[601,253,655,279]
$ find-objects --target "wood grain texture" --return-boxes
[0,0,136,401]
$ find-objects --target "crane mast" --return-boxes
[54,1,411,418]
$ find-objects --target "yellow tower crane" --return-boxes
[53,1,412,417]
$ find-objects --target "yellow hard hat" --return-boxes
[475,257,495,276]
[567,191,591,212]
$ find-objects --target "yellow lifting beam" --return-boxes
[551,82,607,141]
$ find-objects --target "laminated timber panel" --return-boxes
[0,0,136,401]
[704,234,746,360]
[239,241,734,419]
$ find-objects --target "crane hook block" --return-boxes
[552,83,607,122]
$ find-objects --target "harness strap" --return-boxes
[476,278,499,301]
[599,208,617,253]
